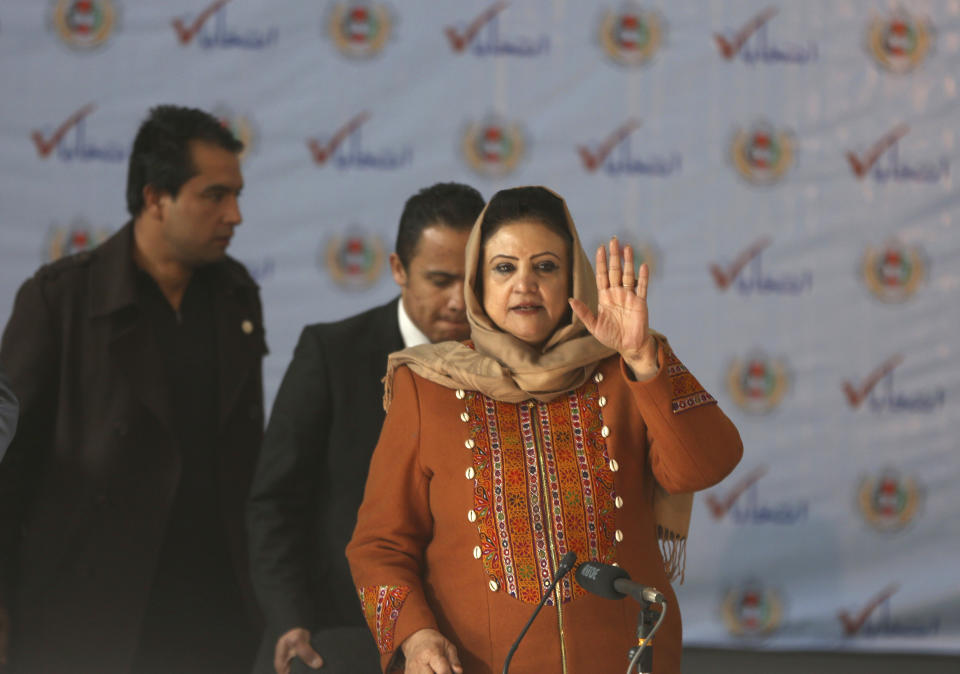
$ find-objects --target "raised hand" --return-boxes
[569,237,659,380]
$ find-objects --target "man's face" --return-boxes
[391,224,471,343]
[157,141,244,268]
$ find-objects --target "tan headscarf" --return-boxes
[384,186,691,582]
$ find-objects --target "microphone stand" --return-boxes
[626,601,667,674]
[502,551,576,674]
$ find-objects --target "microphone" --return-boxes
[574,561,666,605]
[502,550,577,674]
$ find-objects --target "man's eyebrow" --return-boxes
[425,270,457,278]
[202,183,243,195]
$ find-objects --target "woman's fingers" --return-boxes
[607,237,622,288]
[622,244,637,290]
[595,245,609,290]
[401,628,461,674]
[636,262,649,301]
[426,652,453,674]
[445,642,464,673]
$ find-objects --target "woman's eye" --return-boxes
[494,263,514,273]
[537,261,558,272]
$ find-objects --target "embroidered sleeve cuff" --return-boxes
[622,341,716,414]
[358,584,411,655]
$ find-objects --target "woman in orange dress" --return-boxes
[347,186,742,673]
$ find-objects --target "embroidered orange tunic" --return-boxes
[347,343,742,674]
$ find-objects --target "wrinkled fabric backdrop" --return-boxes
[1,0,957,655]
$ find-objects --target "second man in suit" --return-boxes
[248,182,484,674]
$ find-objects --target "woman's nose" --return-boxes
[515,269,538,292]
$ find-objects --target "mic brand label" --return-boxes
[580,564,600,580]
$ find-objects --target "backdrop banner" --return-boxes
[1,0,957,653]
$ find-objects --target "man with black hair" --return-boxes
[248,182,483,674]
[0,105,266,673]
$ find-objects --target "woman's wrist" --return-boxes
[623,340,659,381]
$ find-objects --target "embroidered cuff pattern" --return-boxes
[664,344,717,414]
[358,584,411,654]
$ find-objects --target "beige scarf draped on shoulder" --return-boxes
[383,187,691,583]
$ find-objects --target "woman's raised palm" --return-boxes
[569,237,656,366]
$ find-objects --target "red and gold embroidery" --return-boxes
[357,584,411,654]
[467,382,617,605]
[664,344,717,413]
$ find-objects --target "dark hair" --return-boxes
[126,105,244,217]
[395,182,485,268]
[479,186,572,250]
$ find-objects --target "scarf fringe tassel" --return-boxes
[657,525,687,585]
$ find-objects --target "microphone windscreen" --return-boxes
[574,561,629,600]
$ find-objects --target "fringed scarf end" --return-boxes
[657,524,687,585]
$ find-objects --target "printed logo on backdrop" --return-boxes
[307,112,413,170]
[214,106,258,161]
[730,121,796,185]
[31,103,126,162]
[461,114,527,177]
[721,580,784,639]
[49,0,120,51]
[577,119,681,177]
[860,239,927,303]
[726,351,791,415]
[842,354,945,414]
[171,0,278,50]
[597,3,664,67]
[846,123,949,184]
[857,468,924,533]
[867,9,934,74]
[444,1,549,57]
[321,228,385,290]
[710,237,812,295]
[705,465,808,525]
[837,583,940,638]
[325,2,394,59]
[713,6,818,65]
[44,219,112,262]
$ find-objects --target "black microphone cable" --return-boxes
[501,550,577,674]
[626,600,666,674]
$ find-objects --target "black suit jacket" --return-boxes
[247,299,403,652]
[0,223,267,673]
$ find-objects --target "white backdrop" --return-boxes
[1,0,958,655]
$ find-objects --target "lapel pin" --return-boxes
[241,319,254,335]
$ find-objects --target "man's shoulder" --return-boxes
[32,249,96,284]
[24,250,98,300]
[214,255,260,293]
[25,223,129,293]
[297,299,401,362]
[305,298,399,340]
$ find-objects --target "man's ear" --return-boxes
[389,252,408,287]
[142,185,167,219]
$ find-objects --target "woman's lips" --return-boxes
[510,304,542,314]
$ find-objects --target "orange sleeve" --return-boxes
[621,340,743,493]
[346,365,439,671]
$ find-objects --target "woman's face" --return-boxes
[481,219,570,347]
